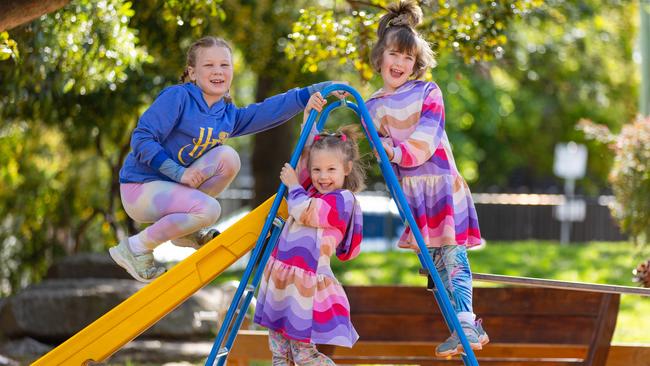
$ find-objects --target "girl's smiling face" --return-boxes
[380,45,416,92]
[188,45,233,107]
[309,149,351,194]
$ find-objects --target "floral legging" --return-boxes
[429,244,474,314]
[268,330,335,366]
[120,145,241,251]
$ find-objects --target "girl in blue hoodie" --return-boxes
[110,36,337,282]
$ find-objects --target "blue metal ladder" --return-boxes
[205,84,479,366]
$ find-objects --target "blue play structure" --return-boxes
[205,84,480,366]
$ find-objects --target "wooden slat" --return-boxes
[329,356,583,366]
[344,286,441,315]
[606,344,650,366]
[584,294,620,366]
[229,331,650,366]
[229,285,622,365]
[320,341,587,359]
[472,288,604,316]
[345,286,607,316]
[229,330,271,359]
[351,314,599,343]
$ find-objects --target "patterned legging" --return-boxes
[120,145,241,250]
[429,245,474,314]
[269,330,335,366]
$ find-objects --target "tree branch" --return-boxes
[0,0,71,31]
[73,208,101,252]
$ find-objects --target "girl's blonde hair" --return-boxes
[370,0,436,79]
[309,124,366,193]
[179,36,233,103]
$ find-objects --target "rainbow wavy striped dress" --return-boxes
[253,179,363,347]
[366,80,481,249]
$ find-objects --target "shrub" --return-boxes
[578,116,650,245]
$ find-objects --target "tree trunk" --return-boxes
[0,0,70,31]
[251,74,295,206]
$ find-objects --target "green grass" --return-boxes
[217,240,650,344]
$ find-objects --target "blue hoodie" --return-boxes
[120,82,327,183]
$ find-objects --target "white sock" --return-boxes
[128,235,150,255]
[457,312,476,324]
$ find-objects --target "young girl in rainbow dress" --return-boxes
[254,92,365,365]
[364,0,489,357]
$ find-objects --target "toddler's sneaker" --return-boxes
[171,228,220,249]
[109,238,166,283]
[435,320,482,357]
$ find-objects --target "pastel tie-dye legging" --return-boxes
[120,145,241,250]
[429,245,474,314]
[268,329,335,366]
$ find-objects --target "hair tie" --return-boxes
[314,132,347,142]
[388,14,408,27]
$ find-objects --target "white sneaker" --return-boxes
[109,238,166,283]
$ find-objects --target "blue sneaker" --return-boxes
[435,320,482,357]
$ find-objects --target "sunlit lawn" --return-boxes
[219,240,650,343]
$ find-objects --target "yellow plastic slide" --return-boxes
[33,195,287,366]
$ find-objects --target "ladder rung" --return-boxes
[216,347,229,358]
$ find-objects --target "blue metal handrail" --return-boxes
[205,84,479,366]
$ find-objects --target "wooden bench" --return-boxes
[229,285,621,366]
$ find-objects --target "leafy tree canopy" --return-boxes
[0,0,640,295]
[286,1,543,80]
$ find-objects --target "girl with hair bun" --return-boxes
[365,1,489,357]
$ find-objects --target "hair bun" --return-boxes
[386,0,423,28]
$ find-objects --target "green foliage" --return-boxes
[0,123,69,293]
[0,0,642,296]
[162,0,225,29]
[285,0,543,81]
[7,0,147,98]
[445,0,638,189]
[284,0,638,190]
[0,31,18,61]
[0,0,160,295]
[0,0,246,295]
[579,116,650,245]
[286,8,380,79]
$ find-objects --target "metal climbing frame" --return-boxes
[205,84,479,366]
